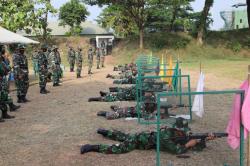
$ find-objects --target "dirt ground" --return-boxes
[0,56,244,166]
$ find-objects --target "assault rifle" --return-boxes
[173,132,228,142]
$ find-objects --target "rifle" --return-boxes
[173,132,228,143]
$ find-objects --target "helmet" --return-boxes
[17,44,26,49]
[175,117,189,130]
[41,44,48,49]
[144,99,156,113]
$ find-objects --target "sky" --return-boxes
[49,0,247,30]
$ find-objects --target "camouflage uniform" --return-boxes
[38,45,49,94]
[75,47,83,78]
[68,47,75,72]
[88,47,94,74]
[32,50,39,76]
[81,126,205,155]
[100,43,105,68]
[103,87,136,102]
[106,71,133,79]
[0,46,15,120]
[50,46,61,86]
[113,76,136,84]
[96,48,101,69]
[100,106,137,120]
[13,45,29,102]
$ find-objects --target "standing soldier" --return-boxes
[96,48,101,69]
[88,47,94,75]
[100,41,106,68]
[32,49,39,76]
[68,46,75,72]
[46,46,53,82]
[38,44,49,94]
[13,44,30,103]
[50,45,61,86]
[75,46,83,78]
[0,45,15,120]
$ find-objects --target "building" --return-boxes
[17,21,113,37]
[220,3,248,30]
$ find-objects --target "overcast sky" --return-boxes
[49,0,247,30]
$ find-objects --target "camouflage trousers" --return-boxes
[88,60,93,73]
[39,69,48,88]
[52,65,61,84]
[103,92,135,102]
[106,106,137,120]
[96,57,100,68]
[76,61,82,77]
[99,130,155,154]
[69,58,75,71]
[15,75,29,96]
[100,56,105,67]
[113,78,136,84]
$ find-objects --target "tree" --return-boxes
[34,0,57,41]
[96,5,138,37]
[247,0,250,29]
[0,0,36,32]
[84,0,149,49]
[196,0,214,45]
[59,0,89,36]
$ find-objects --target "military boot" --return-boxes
[109,87,118,92]
[80,144,99,154]
[99,91,107,97]
[88,97,102,102]
[9,103,21,112]
[97,128,109,136]
[22,95,30,103]
[17,95,24,103]
[2,110,15,119]
[97,111,107,117]
[40,88,47,94]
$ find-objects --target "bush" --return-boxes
[147,33,190,50]
[227,41,242,52]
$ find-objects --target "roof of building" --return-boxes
[18,21,112,36]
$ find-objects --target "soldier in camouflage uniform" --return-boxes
[13,44,30,103]
[0,46,20,111]
[88,86,137,102]
[113,75,136,84]
[100,41,106,68]
[75,46,83,78]
[38,45,50,94]
[106,69,137,79]
[68,46,75,72]
[80,118,214,155]
[0,45,15,121]
[113,63,136,72]
[96,48,101,69]
[32,49,39,76]
[50,45,61,86]
[88,47,94,75]
[46,46,53,82]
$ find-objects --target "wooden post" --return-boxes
[247,65,250,166]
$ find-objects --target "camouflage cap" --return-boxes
[41,44,48,49]
[17,44,26,49]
